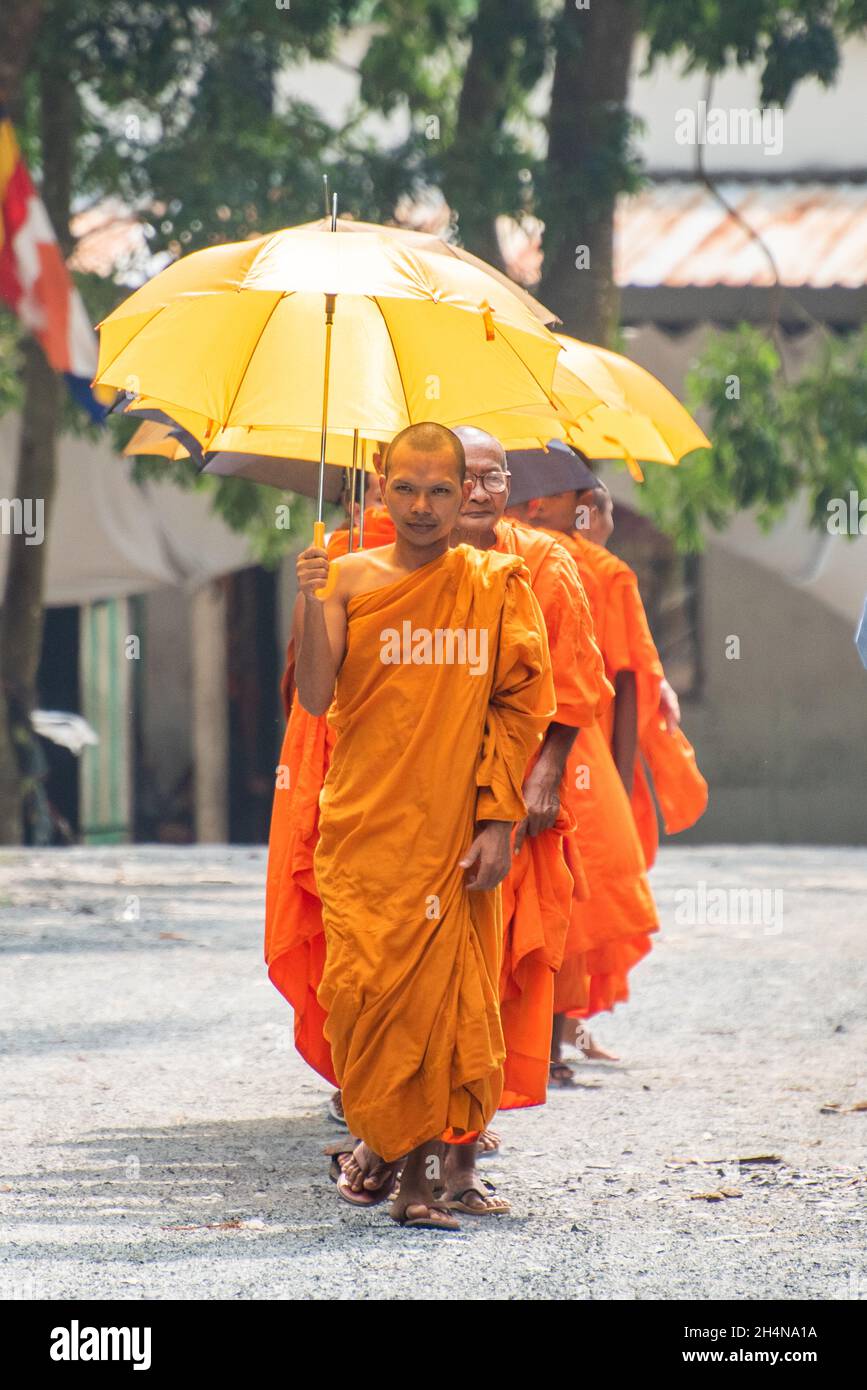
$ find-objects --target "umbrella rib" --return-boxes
[373,297,412,430]
[220,292,287,430]
[474,317,561,428]
[96,305,165,384]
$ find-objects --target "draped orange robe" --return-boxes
[562,532,707,868]
[492,519,612,1108]
[310,546,554,1159]
[265,511,609,1114]
[538,529,660,1017]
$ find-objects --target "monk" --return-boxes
[505,453,656,1075]
[444,426,611,1194]
[508,451,705,1074]
[268,452,397,1120]
[560,476,707,872]
[285,421,555,1231]
[280,448,394,719]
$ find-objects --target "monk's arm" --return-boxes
[293,547,348,716]
[612,669,638,795]
[658,675,681,731]
[513,722,579,852]
[461,820,513,892]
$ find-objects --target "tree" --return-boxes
[538,0,642,345]
[637,326,867,551]
[0,0,360,842]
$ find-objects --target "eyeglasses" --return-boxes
[466,469,510,494]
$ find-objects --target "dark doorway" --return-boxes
[35,606,80,838]
[226,565,281,843]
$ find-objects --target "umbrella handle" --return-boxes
[312,520,337,600]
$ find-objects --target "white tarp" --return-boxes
[0,413,253,605]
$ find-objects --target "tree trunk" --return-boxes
[0,65,75,843]
[538,0,640,346]
[0,0,43,112]
[442,0,540,267]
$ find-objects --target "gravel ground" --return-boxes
[0,844,865,1302]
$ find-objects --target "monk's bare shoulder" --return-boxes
[330,544,399,600]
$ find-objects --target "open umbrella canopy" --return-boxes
[553,334,711,472]
[291,216,559,326]
[95,226,563,438]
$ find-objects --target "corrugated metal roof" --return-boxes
[69,182,867,294]
[614,182,867,290]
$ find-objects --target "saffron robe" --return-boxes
[267,515,399,1085]
[564,532,707,869]
[312,545,554,1159]
[492,519,612,1107]
[539,529,659,1017]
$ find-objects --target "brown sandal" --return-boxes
[392,1201,460,1231]
[443,1176,510,1215]
[548,1060,578,1088]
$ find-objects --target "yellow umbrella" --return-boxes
[95,228,564,434]
[96,218,569,588]
[552,334,711,478]
[124,418,188,461]
[122,336,709,489]
[291,216,559,326]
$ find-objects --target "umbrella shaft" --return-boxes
[348,428,359,553]
[316,294,337,524]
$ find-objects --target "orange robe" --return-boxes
[312,546,554,1159]
[267,511,396,1084]
[563,532,707,868]
[492,519,612,1108]
[539,529,660,1017]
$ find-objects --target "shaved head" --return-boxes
[451,425,511,546]
[577,481,610,510]
[575,480,614,543]
[384,422,465,483]
[453,425,506,468]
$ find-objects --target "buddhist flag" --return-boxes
[0,108,108,421]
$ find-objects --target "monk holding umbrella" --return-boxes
[93,215,564,1229]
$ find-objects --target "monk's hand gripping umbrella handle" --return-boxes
[313,521,337,600]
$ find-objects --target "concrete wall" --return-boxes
[675,541,866,845]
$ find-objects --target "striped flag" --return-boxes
[0,107,108,421]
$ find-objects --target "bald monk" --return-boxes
[287,421,555,1231]
[268,474,506,1185]
[271,448,398,1130]
[280,448,395,719]
[512,469,704,1072]
[556,478,707,872]
[444,426,611,1192]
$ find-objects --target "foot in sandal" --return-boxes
[477,1127,501,1156]
[389,1141,461,1232]
[336,1140,400,1207]
[548,1059,579,1088]
[441,1140,511,1215]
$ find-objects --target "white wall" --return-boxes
[280,28,867,177]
